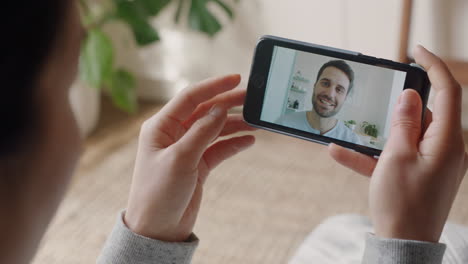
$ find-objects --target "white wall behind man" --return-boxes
[335,62,394,137]
[261,48,297,123]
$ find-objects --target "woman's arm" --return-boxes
[97,211,198,264]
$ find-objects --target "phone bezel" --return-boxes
[243,35,431,157]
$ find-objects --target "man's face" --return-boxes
[312,66,350,118]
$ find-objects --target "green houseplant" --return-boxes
[78,0,238,113]
[361,121,379,138]
[344,120,356,130]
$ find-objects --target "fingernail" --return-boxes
[416,44,432,56]
[399,90,417,107]
[209,105,224,117]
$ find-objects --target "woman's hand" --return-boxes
[328,46,468,242]
[124,74,256,242]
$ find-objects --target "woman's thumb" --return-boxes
[386,89,423,153]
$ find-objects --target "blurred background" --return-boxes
[34,0,468,263]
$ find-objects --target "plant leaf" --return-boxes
[114,0,160,46]
[107,69,137,113]
[189,0,222,36]
[174,0,184,23]
[79,29,114,89]
[211,0,234,19]
[138,0,171,16]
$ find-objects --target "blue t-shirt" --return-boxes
[276,111,362,145]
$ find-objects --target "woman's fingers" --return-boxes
[219,114,257,137]
[414,46,464,157]
[199,135,255,184]
[328,143,377,177]
[157,74,241,124]
[183,88,247,129]
[414,45,462,131]
[385,89,423,153]
[423,108,433,133]
[172,105,228,168]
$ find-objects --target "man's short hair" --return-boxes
[316,60,355,95]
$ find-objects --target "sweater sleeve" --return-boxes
[97,211,198,264]
[362,233,446,264]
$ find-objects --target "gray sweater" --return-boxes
[97,212,446,264]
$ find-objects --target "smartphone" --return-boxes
[243,35,431,157]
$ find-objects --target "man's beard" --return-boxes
[312,93,341,118]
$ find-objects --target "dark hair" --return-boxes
[0,1,68,155]
[316,60,355,95]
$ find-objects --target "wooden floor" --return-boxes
[32,98,468,264]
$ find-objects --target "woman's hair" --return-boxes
[0,1,68,155]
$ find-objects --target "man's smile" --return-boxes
[318,95,336,107]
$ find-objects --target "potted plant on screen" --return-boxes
[361,122,378,138]
[344,120,356,131]
[70,0,238,136]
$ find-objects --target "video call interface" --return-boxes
[260,46,408,150]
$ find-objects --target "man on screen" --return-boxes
[277,60,361,144]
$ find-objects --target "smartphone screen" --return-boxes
[259,46,408,151]
[244,36,430,156]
